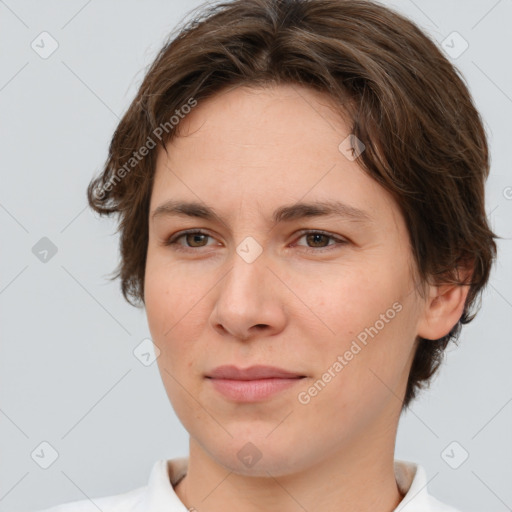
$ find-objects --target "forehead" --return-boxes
[150,84,400,228]
[167,83,352,156]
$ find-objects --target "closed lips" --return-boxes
[206,365,306,380]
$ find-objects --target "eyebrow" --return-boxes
[151,199,373,225]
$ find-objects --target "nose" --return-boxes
[209,246,287,341]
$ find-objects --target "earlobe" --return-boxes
[416,270,472,341]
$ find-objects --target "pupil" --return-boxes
[189,234,206,246]
[308,234,326,247]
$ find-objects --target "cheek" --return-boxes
[290,259,417,404]
[144,255,222,380]
[144,261,202,411]
[144,255,208,338]
[295,309,416,441]
[282,259,396,338]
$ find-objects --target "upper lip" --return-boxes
[207,365,305,380]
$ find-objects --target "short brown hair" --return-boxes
[87,0,498,410]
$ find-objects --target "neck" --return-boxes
[174,424,404,512]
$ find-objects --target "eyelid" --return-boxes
[290,229,348,252]
[164,228,218,248]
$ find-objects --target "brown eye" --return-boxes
[184,233,209,247]
[293,230,348,253]
[164,230,217,250]
[305,233,330,248]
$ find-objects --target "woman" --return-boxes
[37,0,497,510]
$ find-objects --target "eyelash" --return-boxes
[163,229,348,254]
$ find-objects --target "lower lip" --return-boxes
[208,377,304,402]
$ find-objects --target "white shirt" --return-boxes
[35,458,462,512]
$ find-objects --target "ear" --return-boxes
[417,266,473,341]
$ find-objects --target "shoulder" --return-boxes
[30,458,183,512]
[31,485,146,512]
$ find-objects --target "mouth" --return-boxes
[205,365,307,402]
[207,376,306,402]
[206,364,306,380]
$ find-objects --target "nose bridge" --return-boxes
[221,239,269,308]
[211,238,286,338]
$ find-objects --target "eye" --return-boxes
[164,229,218,250]
[293,230,348,252]
[162,229,348,253]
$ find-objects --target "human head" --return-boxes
[88,0,497,412]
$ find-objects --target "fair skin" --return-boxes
[144,83,469,512]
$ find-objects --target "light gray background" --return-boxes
[1,1,511,511]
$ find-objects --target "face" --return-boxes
[144,83,427,477]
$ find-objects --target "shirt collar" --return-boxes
[139,457,446,512]
[393,459,432,511]
[140,457,189,512]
